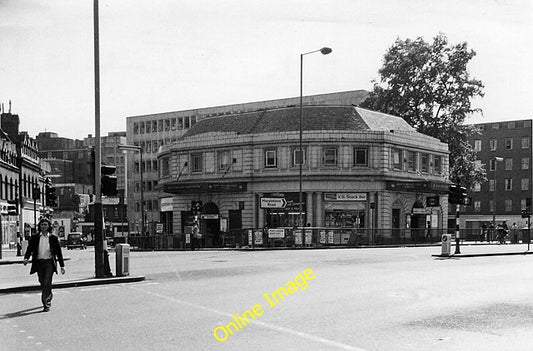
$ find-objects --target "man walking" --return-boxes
[23,218,65,312]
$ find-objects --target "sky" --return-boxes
[0,0,531,140]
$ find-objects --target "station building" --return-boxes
[157,104,450,246]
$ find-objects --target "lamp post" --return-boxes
[299,47,332,228]
[119,144,145,238]
[492,157,504,241]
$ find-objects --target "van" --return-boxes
[67,232,86,250]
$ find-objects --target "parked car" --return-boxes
[67,232,87,250]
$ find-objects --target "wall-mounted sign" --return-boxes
[324,193,367,201]
[268,228,285,238]
[260,197,287,208]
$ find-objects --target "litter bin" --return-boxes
[522,229,530,244]
[441,234,451,256]
[116,243,130,277]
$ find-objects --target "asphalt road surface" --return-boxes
[2,246,533,350]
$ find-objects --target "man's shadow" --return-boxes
[0,307,44,320]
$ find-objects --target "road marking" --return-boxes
[131,286,368,351]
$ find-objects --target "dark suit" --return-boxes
[24,233,65,308]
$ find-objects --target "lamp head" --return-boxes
[320,47,332,55]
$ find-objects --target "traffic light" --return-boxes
[426,196,440,207]
[45,184,57,207]
[191,200,203,214]
[101,165,118,196]
[448,184,468,205]
[7,199,18,215]
[522,209,531,218]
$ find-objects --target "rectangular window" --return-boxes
[505,179,512,191]
[392,148,402,170]
[489,200,494,213]
[152,120,157,132]
[184,117,190,129]
[218,150,230,171]
[474,183,481,192]
[522,137,530,149]
[158,120,164,132]
[525,120,532,128]
[474,200,481,213]
[353,148,368,167]
[265,149,277,168]
[191,116,197,126]
[323,147,338,166]
[192,153,203,172]
[490,179,495,192]
[406,151,415,171]
[505,199,512,212]
[140,122,145,134]
[171,118,176,130]
[178,117,183,130]
[133,122,139,134]
[420,153,429,173]
[489,139,497,151]
[522,178,529,191]
[492,123,500,130]
[489,159,496,171]
[146,121,151,133]
[505,138,513,150]
[293,148,306,166]
[165,119,171,131]
[433,156,442,174]
[508,121,516,129]
[474,140,482,152]
[505,158,512,171]
[522,158,530,170]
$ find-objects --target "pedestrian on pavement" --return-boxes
[191,221,201,251]
[511,222,519,244]
[23,218,65,312]
[481,222,487,242]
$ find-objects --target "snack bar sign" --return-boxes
[324,193,367,201]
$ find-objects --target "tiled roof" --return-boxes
[180,106,414,139]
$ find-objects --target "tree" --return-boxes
[361,33,486,189]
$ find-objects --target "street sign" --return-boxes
[260,197,287,209]
[268,228,285,238]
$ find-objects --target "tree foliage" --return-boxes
[361,33,486,189]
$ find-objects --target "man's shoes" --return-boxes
[42,307,50,312]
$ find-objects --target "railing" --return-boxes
[123,227,532,250]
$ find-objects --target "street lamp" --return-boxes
[299,47,332,228]
[492,157,504,234]
[119,144,145,237]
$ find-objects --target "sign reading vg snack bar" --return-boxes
[323,193,367,201]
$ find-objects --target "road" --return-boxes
[1,246,533,350]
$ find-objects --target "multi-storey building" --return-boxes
[0,109,43,246]
[463,119,533,230]
[126,90,369,235]
[157,105,450,246]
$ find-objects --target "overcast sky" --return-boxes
[0,0,531,140]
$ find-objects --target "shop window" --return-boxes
[192,153,203,172]
[293,147,306,166]
[325,210,365,228]
[353,148,368,167]
[265,149,277,168]
[323,147,338,166]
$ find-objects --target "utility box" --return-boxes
[441,234,451,256]
[116,243,130,277]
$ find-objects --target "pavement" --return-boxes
[0,248,145,294]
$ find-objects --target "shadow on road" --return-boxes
[0,306,43,320]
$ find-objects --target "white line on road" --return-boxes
[131,286,368,351]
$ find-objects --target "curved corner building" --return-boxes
[158,105,450,246]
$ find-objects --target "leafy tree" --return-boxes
[361,33,486,189]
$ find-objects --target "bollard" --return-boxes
[441,234,451,256]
